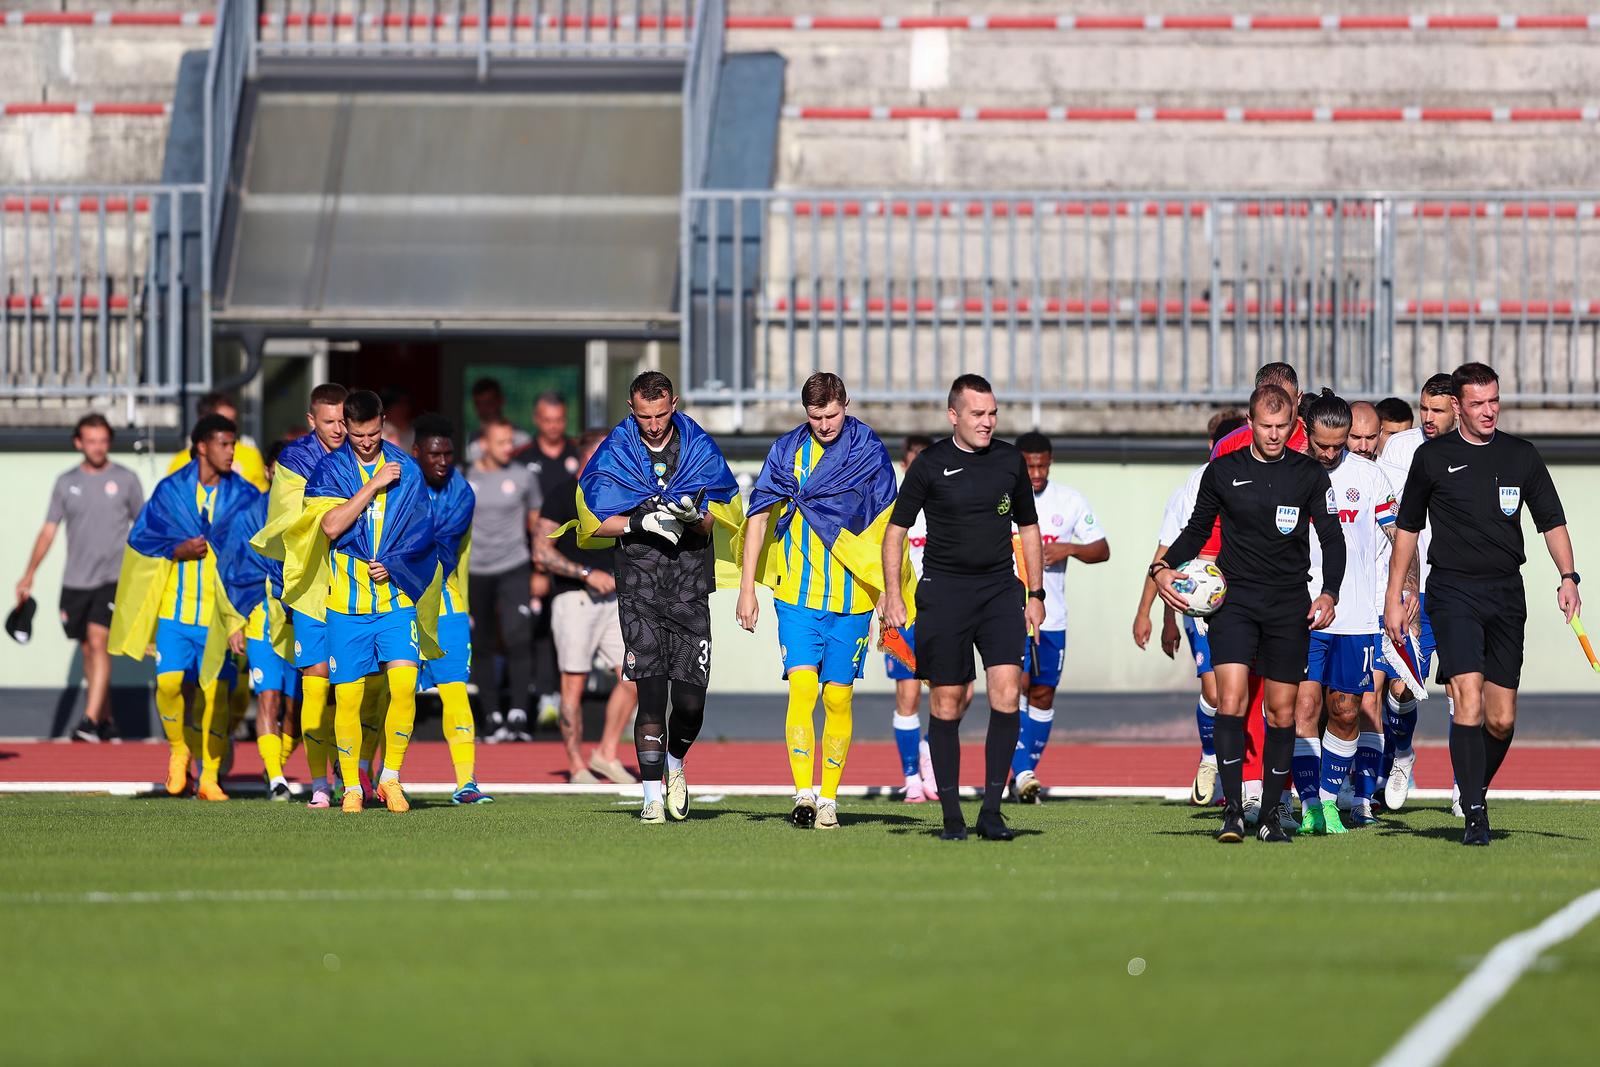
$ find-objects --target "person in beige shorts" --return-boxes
[536,430,639,784]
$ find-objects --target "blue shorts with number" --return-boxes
[775,600,872,687]
[327,608,419,685]
[1306,632,1376,695]
[1184,616,1214,677]
[885,622,917,681]
[1023,629,1067,689]
[291,609,328,669]
[247,636,299,697]
[419,612,472,688]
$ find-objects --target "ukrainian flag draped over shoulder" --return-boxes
[214,491,296,658]
[569,411,745,587]
[249,432,324,562]
[418,467,475,624]
[281,440,444,658]
[108,462,262,682]
[743,416,916,617]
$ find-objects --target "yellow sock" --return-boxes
[820,683,854,801]
[198,681,227,784]
[360,675,387,764]
[333,680,365,792]
[439,682,476,790]
[382,666,419,775]
[785,670,819,795]
[300,675,330,782]
[280,728,300,770]
[257,733,283,781]
[154,673,187,754]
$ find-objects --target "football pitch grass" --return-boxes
[4,793,1598,1065]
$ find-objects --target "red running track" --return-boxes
[1,740,1594,792]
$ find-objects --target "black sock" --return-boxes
[1214,715,1246,809]
[1260,724,1296,816]
[666,681,707,760]
[982,710,1021,813]
[634,677,670,782]
[928,716,964,824]
[1449,722,1488,818]
[1483,725,1515,791]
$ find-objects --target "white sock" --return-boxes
[1244,779,1263,804]
[665,753,684,775]
[906,773,922,788]
[1198,696,1218,718]
[379,767,399,784]
[1026,704,1054,725]
[892,713,921,731]
[1200,753,1217,767]
[642,780,663,804]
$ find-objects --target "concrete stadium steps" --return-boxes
[0,112,172,184]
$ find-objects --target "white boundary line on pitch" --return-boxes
[3,782,1600,801]
[1372,887,1600,1067]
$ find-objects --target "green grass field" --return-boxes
[4,793,1598,1065]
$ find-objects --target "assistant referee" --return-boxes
[1154,384,1347,844]
[1384,362,1581,847]
[881,374,1045,842]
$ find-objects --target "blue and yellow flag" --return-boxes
[213,491,297,660]
[281,440,443,657]
[419,467,475,625]
[108,462,262,683]
[249,432,329,563]
[569,411,746,587]
[745,416,915,617]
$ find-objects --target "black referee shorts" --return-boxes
[1206,583,1310,685]
[1425,575,1527,689]
[913,572,1026,687]
[59,582,116,641]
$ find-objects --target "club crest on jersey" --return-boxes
[1499,486,1520,515]
[652,461,668,479]
[1275,505,1300,534]
[997,493,1012,516]
[1346,487,1361,503]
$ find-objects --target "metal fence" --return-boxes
[1,186,211,417]
[681,190,1600,428]
[255,0,695,68]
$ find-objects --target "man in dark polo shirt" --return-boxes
[16,414,144,741]
[1384,362,1580,846]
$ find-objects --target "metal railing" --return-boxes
[255,0,694,69]
[680,190,1600,428]
[206,0,256,254]
[1,186,212,418]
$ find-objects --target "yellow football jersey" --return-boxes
[157,480,218,626]
[326,458,413,616]
[771,434,873,614]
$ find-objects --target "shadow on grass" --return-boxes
[884,824,1047,839]
[1375,822,1583,843]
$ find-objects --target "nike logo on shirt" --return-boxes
[1448,464,1469,473]
[1232,479,1252,486]
[1222,757,1242,766]
[943,468,964,477]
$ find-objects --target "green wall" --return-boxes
[4,451,1596,697]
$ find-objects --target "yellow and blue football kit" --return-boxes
[766,434,868,805]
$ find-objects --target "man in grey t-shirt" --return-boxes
[466,418,543,741]
[16,414,145,741]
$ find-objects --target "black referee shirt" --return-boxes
[1166,447,1346,596]
[1395,429,1565,582]
[890,437,1038,578]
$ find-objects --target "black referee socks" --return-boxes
[1484,725,1516,791]
[1213,714,1246,809]
[1451,722,1488,816]
[983,710,1021,813]
[928,716,964,825]
[1261,724,1296,818]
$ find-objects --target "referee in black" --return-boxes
[881,374,1045,841]
[1384,362,1580,846]
[1153,384,1346,843]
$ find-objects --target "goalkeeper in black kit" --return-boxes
[1152,384,1347,844]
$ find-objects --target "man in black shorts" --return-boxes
[1153,384,1345,844]
[580,372,740,824]
[16,414,144,741]
[1384,362,1580,846]
[881,374,1045,842]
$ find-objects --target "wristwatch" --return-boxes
[580,566,593,580]
[1028,588,1046,602]
[1561,572,1581,586]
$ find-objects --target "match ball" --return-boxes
[1172,560,1226,618]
